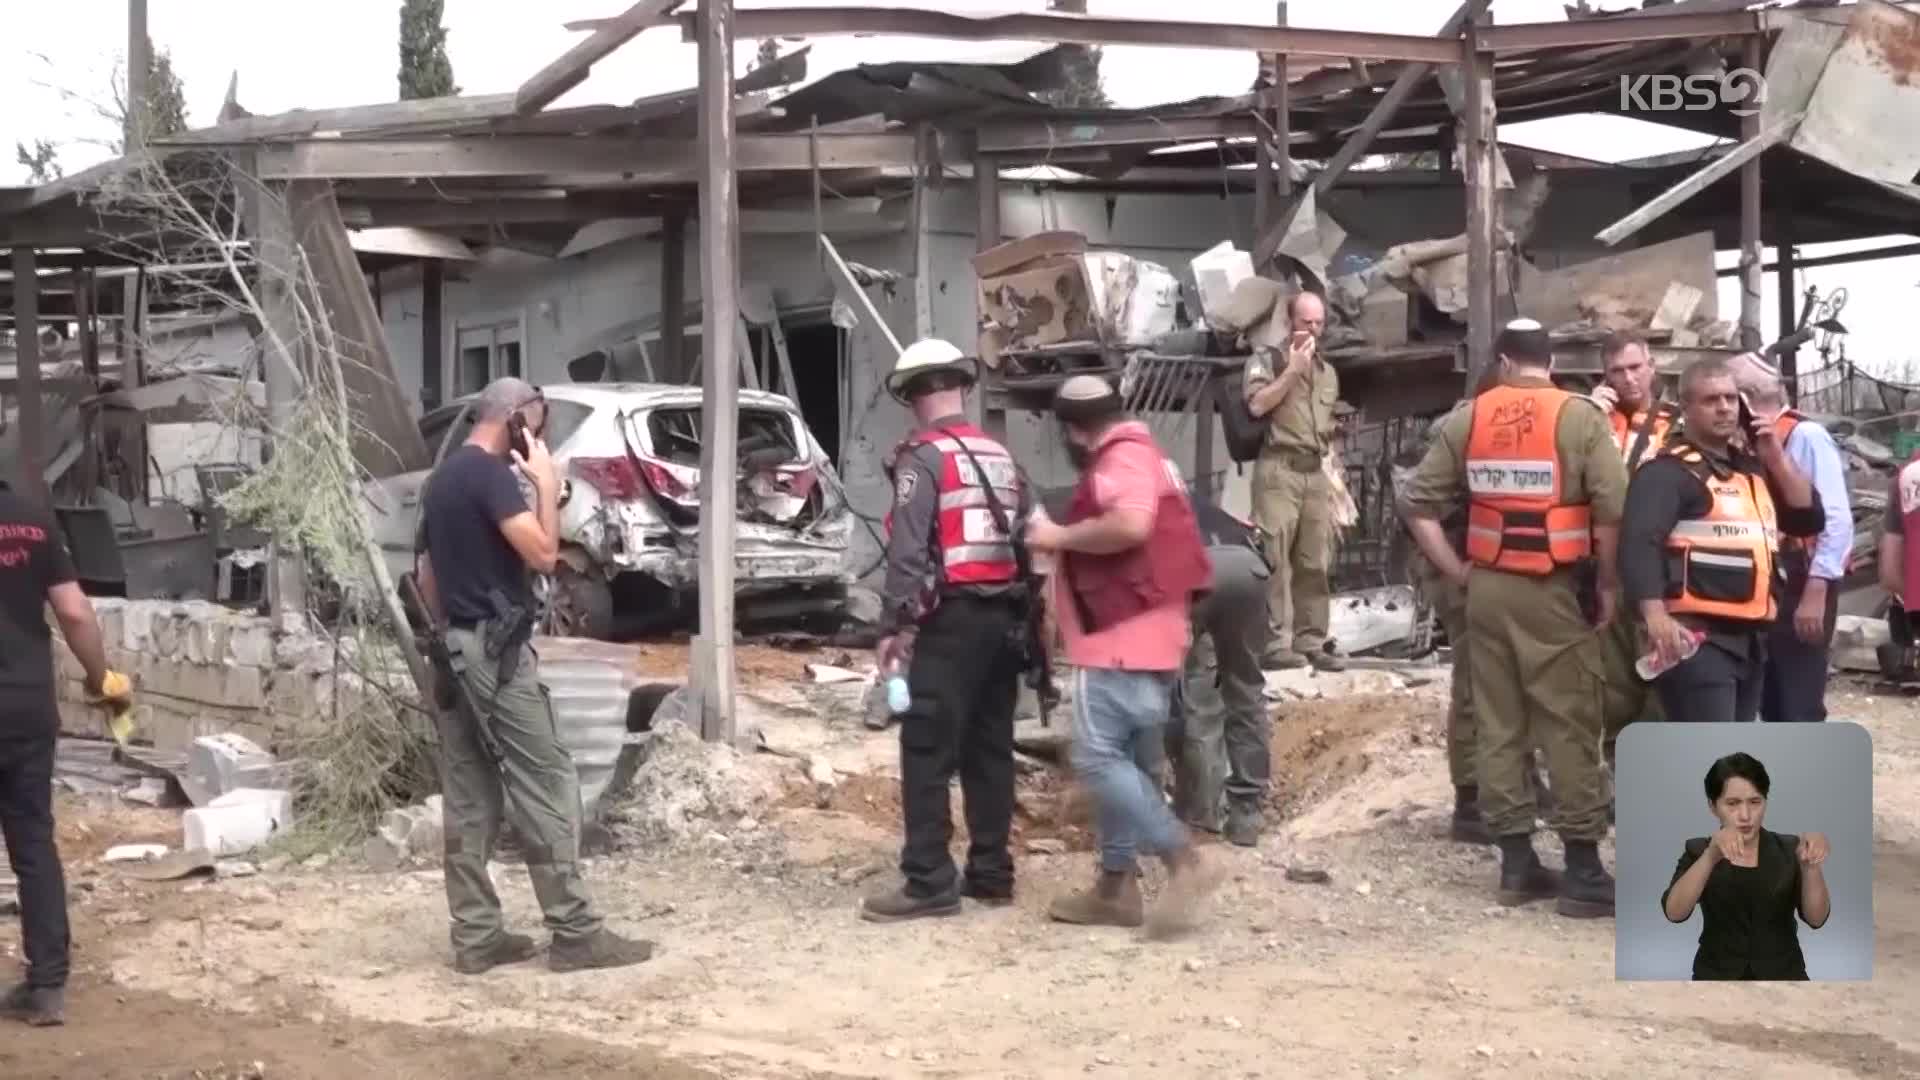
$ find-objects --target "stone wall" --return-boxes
[54,599,380,754]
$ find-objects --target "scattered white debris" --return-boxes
[1026,838,1068,856]
[122,778,172,806]
[806,663,871,684]
[102,843,169,864]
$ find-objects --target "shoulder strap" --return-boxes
[1624,397,1668,472]
[936,427,1024,555]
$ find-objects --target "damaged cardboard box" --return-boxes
[975,231,1097,352]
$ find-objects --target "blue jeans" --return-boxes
[1070,667,1188,873]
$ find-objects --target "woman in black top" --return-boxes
[1661,753,1831,980]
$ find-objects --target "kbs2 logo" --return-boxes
[1619,68,1766,117]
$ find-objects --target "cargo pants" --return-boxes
[1167,544,1272,828]
[1464,567,1609,841]
[1411,558,1477,788]
[438,627,601,959]
[1598,614,1662,761]
[1253,453,1335,658]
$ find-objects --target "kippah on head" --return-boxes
[1494,317,1553,366]
[1054,373,1122,424]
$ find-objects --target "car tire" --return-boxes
[549,564,615,640]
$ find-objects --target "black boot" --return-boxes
[1558,839,1616,919]
[1450,785,1493,845]
[1224,798,1263,848]
[1495,834,1560,906]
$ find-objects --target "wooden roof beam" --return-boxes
[252,132,922,182]
[563,5,1763,58]
[517,0,688,115]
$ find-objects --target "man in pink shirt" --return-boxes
[1025,376,1221,936]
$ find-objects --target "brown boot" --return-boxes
[1146,846,1224,940]
[1047,869,1144,928]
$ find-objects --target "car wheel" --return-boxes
[549,564,615,640]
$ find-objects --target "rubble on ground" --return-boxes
[602,698,783,848]
[362,795,445,870]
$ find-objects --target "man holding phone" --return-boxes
[1617,359,1825,724]
[1588,332,1678,757]
[1243,291,1344,672]
[1727,353,1853,723]
[414,377,654,975]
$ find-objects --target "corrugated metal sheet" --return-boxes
[532,636,678,816]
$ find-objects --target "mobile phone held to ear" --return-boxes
[508,412,531,460]
[1737,393,1759,442]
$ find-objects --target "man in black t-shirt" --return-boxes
[413,378,652,976]
[0,480,131,1027]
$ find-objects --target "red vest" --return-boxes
[885,422,1022,588]
[1059,426,1212,631]
[1900,451,1920,614]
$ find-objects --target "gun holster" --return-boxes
[1573,557,1600,625]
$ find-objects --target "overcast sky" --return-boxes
[5,0,1915,379]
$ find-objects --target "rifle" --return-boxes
[399,571,505,769]
[941,431,1061,728]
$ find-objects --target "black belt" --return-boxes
[447,618,480,631]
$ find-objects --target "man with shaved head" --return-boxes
[1243,290,1346,672]
[414,376,654,975]
[1617,358,1825,725]
[1725,352,1853,723]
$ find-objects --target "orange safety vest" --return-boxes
[1607,402,1677,472]
[1462,385,1594,575]
[1770,409,1817,559]
[1661,440,1780,623]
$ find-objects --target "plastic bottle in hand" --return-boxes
[1636,630,1705,681]
[885,666,912,714]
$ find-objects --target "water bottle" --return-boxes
[885,671,912,714]
[1636,629,1705,681]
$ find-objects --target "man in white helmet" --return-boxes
[860,339,1035,923]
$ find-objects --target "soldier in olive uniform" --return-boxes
[1402,321,1628,919]
[1244,291,1344,672]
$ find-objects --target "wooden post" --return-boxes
[1737,34,1765,354]
[76,261,102,495]
[123,0,151,498]
[250,180,310,625]
[660,208,687,380]
[692,0,741,746]
[975,145,1007,442]
[1461,0,1497,391]
[421,260,444,410]
[1270,3,1292,221]
[11,249,48,503]
[1773,179,1798,404]
[911,126,935,342]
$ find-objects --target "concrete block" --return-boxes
[121,603,155,652]
[184,798,289,856]
[210,787,294,823]
[219,664,269,711]
[228,625,274,668]
[182,733,277,807]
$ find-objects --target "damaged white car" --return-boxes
[368,383,855,639]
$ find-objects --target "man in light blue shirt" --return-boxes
[1730,354,1854,722]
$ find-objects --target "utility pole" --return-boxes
[692,0,742,746]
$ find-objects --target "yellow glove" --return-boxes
[90,671,136,747]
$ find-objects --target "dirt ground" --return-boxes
[6,671,1920,1079]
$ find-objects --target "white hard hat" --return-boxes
[886,338,977,403]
